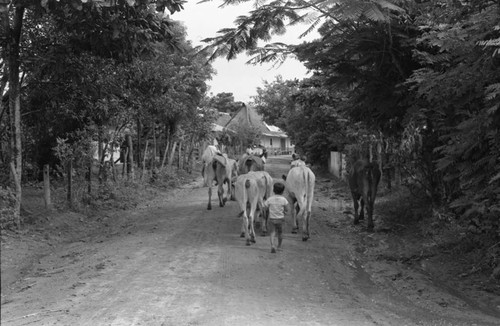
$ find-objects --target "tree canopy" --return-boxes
[223,0,499,254]
[1,0,216,227]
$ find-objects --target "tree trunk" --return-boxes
[384,151,392,191]
[122,148,129,177]
[161,125,170,170]
[126,134,134,179]
[136,118,142,166]
[5,6,25,229]
[9,162,21,228]
[186,136,196,173]
[43,164,52,209]
[142,140,149,181]
[161,138,170,170]
[98,129,108,183]
[67,160,73,207]
[178,141,182,169]
[168,141,177,168]
[110,142,116,182]
[152,124,157,171]
[87,164,92,194]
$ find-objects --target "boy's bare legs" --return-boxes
[276,223,283,250]
[269,221,277,253]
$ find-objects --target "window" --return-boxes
[270,138,273,146]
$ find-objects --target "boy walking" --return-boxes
[264,182,289,253]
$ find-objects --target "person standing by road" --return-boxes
[264,182,289,253]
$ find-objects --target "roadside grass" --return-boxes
[1,166,200,231]
[375,184,500,293]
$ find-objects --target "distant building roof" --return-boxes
[225,105,288,138]
[215,112,232,128]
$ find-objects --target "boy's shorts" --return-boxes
[269,219,284,233]
[269,218,284,226]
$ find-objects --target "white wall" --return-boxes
[260,136,294,155]
[329,151,347,180]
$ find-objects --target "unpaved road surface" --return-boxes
[1,156,500,325]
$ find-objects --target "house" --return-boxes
[222,104,294,155]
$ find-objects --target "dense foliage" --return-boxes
[1,0,215,227]
[1,0,499,274]
[201,92,245,116]
[213,0,499,273]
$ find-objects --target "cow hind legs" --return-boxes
[260,212,268,236]
[291,204,299,234]
[207,187,213,210]
[367,207,374,231]
[352,194,360,225]
[245,235,256,245]
[301,211,311,241]
[218,188,226,207]
[359,198,366,220]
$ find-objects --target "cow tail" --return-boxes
[245,179,251,189]
[365,163,377,185]
[245,159,253,171]
[302,169,308,202]
[263,176,270,200]
[306,169,314,208]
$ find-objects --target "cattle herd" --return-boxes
[201,145,382,246]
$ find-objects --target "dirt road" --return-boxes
[1,156,499,325]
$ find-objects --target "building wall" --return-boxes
[260,136,294,155]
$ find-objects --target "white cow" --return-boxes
[235,171,273,245]
[201,145,233,210]
[290,159,306,168]
[283,165,316,241]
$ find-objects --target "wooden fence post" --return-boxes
[43,164,52,209]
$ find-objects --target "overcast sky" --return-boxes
[173,1,318,103]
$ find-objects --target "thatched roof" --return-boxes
[224,105,287,138]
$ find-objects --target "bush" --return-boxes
[0,187,16,230]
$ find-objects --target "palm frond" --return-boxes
[374,0,405,12]
[299,16,323,38]
[364,6,387,22]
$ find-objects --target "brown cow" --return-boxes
[238,153,265,174]
[348,160,381,230]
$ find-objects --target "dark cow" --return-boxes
[348,160,381,230]
[237,153,265,175]
[252,146,268,163]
